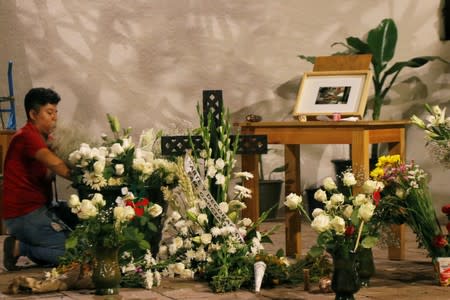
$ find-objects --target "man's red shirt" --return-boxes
[2,122,52,219]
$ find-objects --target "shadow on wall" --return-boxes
[231,76,301,122]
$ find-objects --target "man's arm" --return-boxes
[35,148,71,180]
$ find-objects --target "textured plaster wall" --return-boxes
[0,0,449,214]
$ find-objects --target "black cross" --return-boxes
[161,90,267,157]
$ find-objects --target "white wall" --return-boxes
[1,0,449,217]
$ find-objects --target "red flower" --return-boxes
[373,190,381,206]
[442,204,450,216]
[125,198,150,217]
[345,225,355,236]
[433,235,449,248]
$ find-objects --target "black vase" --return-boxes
[331,249,360,300]
[357,247,375,287]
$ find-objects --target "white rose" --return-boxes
[353,194,367,206]
[68,194,80,208]
[323,177,337,191]
[241,217,252,227]
[197,213,208,226]
[115,164,125,176]
[311,214,331,233]
[358,202,375,222]
[330,193,345,206]
[362,180,377,194]
[330,216,346,235]
[342,205,353,219]
[284,193,302,210]
[311,208,324,218]
[91,193,106,207]
[342,172,357,186]
[148,204,163,217]
[110,143,124,156]
[200,233,212,245]
[78,199,98,219]
[93,159,105,175]
[314,189,327,202]
[172,262,185,274]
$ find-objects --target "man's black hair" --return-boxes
[24,87,61,120]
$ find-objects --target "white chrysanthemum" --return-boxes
[342,172,357,186]
[233,185,252,199]
[210,227,221,237]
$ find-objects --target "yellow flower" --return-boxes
[370,167,384,179]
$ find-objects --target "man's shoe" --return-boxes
[3,236,19,271]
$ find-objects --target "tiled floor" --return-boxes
[0,220,449,299]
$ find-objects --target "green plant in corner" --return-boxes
[299,18,449,157]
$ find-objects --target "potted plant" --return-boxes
[258,153,287,220]
[300,18,449,159]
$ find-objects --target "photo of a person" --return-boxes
[315,86,351,104]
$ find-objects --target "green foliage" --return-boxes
[299,18,449,121]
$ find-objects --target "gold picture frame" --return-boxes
[293,70,372,119]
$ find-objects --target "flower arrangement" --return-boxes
[154,103,275,292]
[285,172,382,257]
[411,104,450,169]
[68,114,178,192]
[370,155,450,259]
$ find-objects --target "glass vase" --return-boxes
[357,247,375,287]
[331,249,360,300]
[92,246,121,295]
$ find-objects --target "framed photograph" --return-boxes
[293,70,372,119]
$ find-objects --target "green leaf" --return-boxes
[384,56,450,76]
[345,37,370,53]
[367,18,397,67]
[65,235,78,249]
[298,54,316,64]
[361,236,379,248]
[307,245,325,258]
[138,239,150,250]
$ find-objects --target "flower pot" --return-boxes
[259,180,283,220]
[331,250,360,300]
[92,246,121,295]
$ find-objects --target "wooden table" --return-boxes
[236,120,410,259]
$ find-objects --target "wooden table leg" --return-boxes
[284,145,301,257]
[241,154,260,222]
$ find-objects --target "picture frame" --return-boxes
[292,70,372,119]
